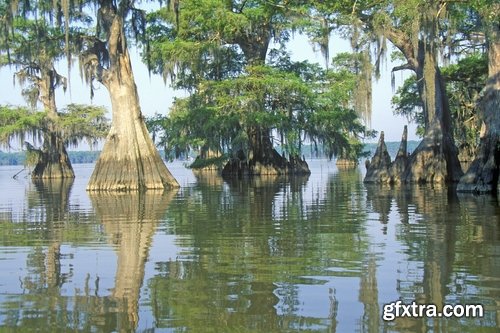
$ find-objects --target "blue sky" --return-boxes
[0,32,418,149]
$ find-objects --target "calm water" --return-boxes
[0,160,499,333]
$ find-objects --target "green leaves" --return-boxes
[148,53,370,162]
[392,52,487,146]
[144,1,371,163]
[0,105,44,147]
[57,103,109,149]
[0,103,109,150]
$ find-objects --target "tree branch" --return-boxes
[358,11,418,70]
[391,62,415,73]
[383,26,418,69]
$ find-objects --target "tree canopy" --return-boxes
[0,103,109,166]
[0,0,498,190]
[145,0,372,173]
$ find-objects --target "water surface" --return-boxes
[0,161,498,332]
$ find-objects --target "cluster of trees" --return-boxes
[0,0,178,190]
[0,0,498,193]
[312,0,497,192]
[392,53,488,163]
[382,0,498,191]
[144,1,374,176]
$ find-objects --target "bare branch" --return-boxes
[391,63,415,73]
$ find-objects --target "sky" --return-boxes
[0,31,418,152]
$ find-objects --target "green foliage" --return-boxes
[148,52,370,162]
[3,16,66,66]
[442,53,487,156]
[0,103,109,157]
[144,1,371,163]
[392,53,488,153]
[188,155,228,170]
[0,105,45,148]
[391,75,425,136]
[0,5,91,106]
[58,104,110,149]
[146,0,311,85]
[24,143,42,167]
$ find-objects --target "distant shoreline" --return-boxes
[0,141,421,166]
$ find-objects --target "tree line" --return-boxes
[0,141,422,166]
[0,150,101,166]
[0,0,498,193]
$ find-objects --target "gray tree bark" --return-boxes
[86,4,178,191]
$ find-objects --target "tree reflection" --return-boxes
[0,181,176,332]
[359,256,380,333]
[146,169,373,332]
[455,194,500,328]
[365,184,500,331]
[25,179,75,290]
[2,164,497,332]
[90,191,177,332]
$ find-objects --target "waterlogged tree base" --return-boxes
[189,154,227,171]
[87,155,179,191]
[364,131,393,183]
[86,120,180,192]
[457,78,500,194]
[30,138,75,179]
[403,133,463,184]
[365,126,462,185]
[457,134,499,194]
[221,151,310,178]
[32,160,75,179]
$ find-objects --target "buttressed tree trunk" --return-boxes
[403,42,462,183]
[378,2,462,184]
[32,68,74,179]
[458,22,500,194]
[87,3,178,191]
[222,126,310,177]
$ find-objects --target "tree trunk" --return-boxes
[221,126,310,177]
[364,131,392,183]
[380,3,463,184]
[32,69,75,179]
[458,24,500,194]
[86,10,178,191]
[403,48,463,183]
[32,132,75,179]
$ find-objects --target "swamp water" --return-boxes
[0,160,499,332]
